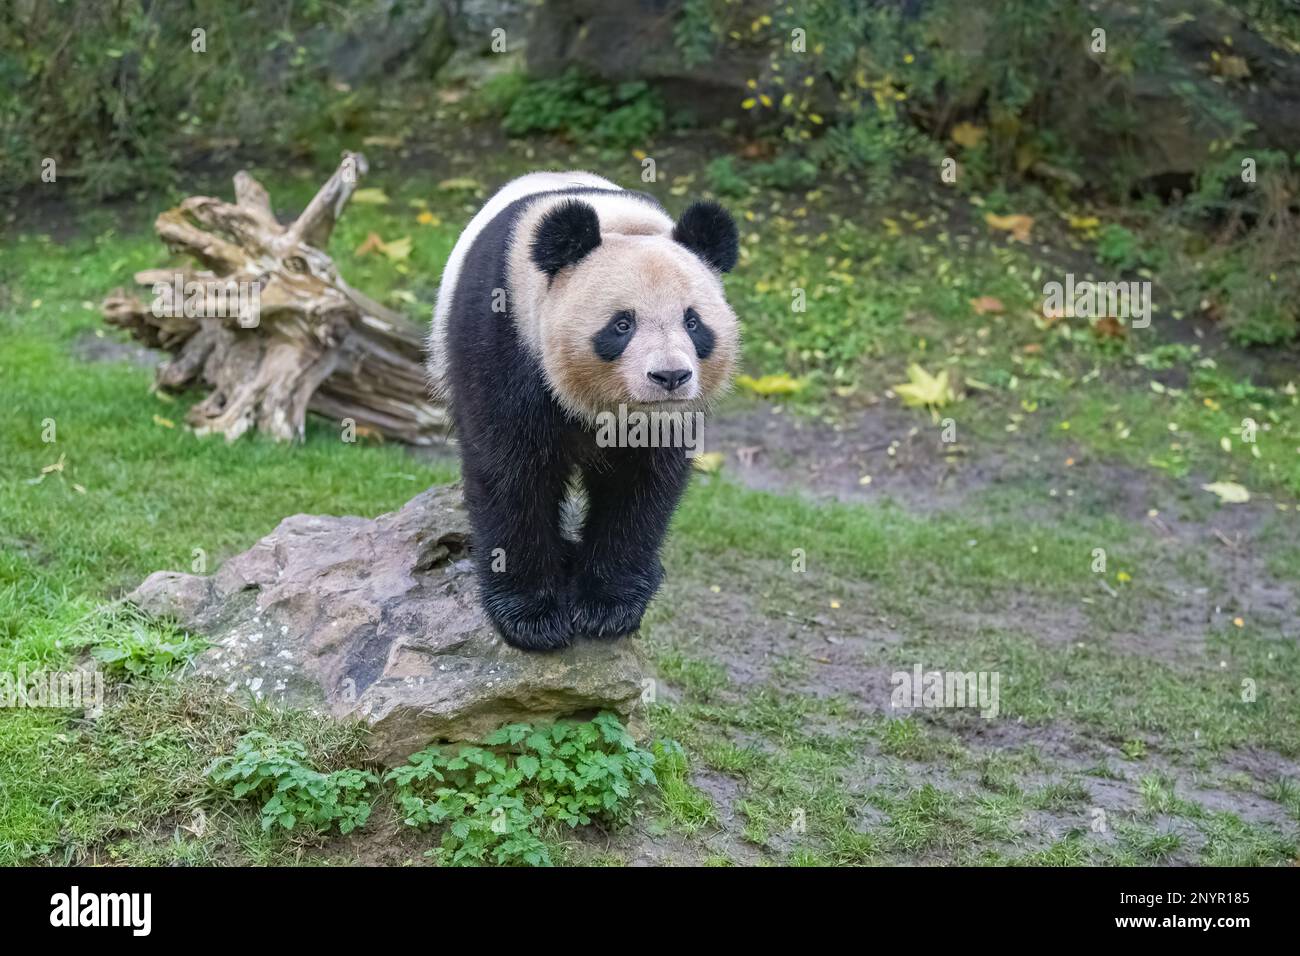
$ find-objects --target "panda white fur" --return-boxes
[428,171,740,651]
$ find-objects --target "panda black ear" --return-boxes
[531,199,602,279]
[672,200,738,273]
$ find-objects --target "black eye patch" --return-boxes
[592,310,636,362]
[684,307,715,359]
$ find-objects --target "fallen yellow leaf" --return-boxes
[1214,54,1250,79]
[438,177,482,192]
[893,363,956,417]
[693,452,725,473]
[736,373,803,396]
[378,236,412,261]
[350,187,390,205]
[950,121,986,148]
[984,212,1034,243]
[1202,481,1250,503]
[357,233,413,261]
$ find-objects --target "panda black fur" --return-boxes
[429,172,740,651]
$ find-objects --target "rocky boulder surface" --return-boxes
[127,484,645,764]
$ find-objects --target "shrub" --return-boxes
[207,731,379,835]
[0,1,449,198]
[386,712,658,866]
[707,152,819,198]
[706,156,753,198]
[1176,149,1300,346]
[1095,225,1156,273]
[501,69,664,148]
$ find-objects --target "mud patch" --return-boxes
[707,400,1000,510]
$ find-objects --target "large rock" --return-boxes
[267,0,457,90]
[526,0,771,124]
[127,485,644,764]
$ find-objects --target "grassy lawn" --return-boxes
[2,129,1297,866]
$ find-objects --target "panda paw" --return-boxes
[570,591,648,639]
[482,586,575,652]
[569,561,664,639]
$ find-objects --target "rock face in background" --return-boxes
[1082,0,1300,188]
[127,485,645,764]
[457,0,533,54]
[1159,2,1300,165]
[526,0,768,123]
[305,0,458,87]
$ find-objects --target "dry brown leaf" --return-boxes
[970,296,1005,315]
[355,232,385,257]
[1091,316,1126,339]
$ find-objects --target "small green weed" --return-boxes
[499,69,664,147]
[71,605,207,681]
[386,712,659,866]
[207,732,379,835]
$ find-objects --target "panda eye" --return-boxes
[684,313,699,331]
[614,315,634,335]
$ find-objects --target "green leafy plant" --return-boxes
[674,0,728,68]
[501,69,664,147]
[1180,149,1300,346]
[71,605,206,680]
[386,712,659,866]
[1095,224,1154,272]
[478,70,530,117]
[707,152,820,197]
[752,152,821,191]
[706,155,753,198]
[207,732,379,835]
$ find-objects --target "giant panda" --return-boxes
[427,171,740,651]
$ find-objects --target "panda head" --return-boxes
[527,197,740,421]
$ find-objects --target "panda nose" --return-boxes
[648,368,693,392]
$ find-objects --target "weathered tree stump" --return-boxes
[101,153,448,444]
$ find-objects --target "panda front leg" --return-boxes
[571,445,691,639]
[462,441,577,652]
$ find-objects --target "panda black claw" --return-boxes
[569,573,658,639]
[482,590,575,652]
[570,596,646,640]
